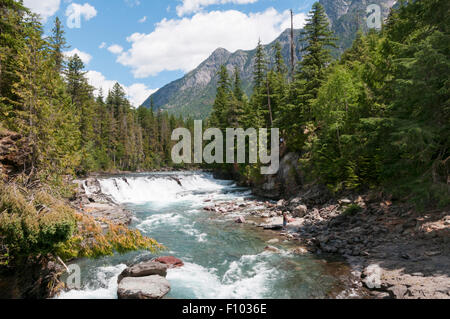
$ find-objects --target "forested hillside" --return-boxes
[0,0,165,287]
[0,1,188,176]
[208,0,449,208]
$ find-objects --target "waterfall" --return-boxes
[95,173,230,204]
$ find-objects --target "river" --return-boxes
[58,171,358,299]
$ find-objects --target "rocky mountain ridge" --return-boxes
[143,0,397,119]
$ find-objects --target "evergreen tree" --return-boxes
[273,42,287,75]
[0,0,27,125]
[253,39,267,90]
[210,65,232,129]
[49,17,68,73]
[296,2,337,112]
[233,66,244,102]
[150,96,155,112]
[229,67,245,127]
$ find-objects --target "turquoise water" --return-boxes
[58,172,354,299]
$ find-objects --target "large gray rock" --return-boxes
[362,264,382,289]
[293,204,308,218]
[84,178,102,194]
[253,152,303,199]
[118,261,168,283]
[117,275,170,299]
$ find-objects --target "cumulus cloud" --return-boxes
[138,16,147,23]
[108,44,124,54]
[126,83,159,107]
[117,8,307,78]
[23,0,61,22]
[65,2,97,28]
[176,0,258,17]
[99,42,107,49]
[64,48,92,65]
[86,71,158,107]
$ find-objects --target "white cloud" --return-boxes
[176,0,258,17]
[117,8,307,78]
[99,42,107,49]
[108,44,124,54]
[23,0,61,22]
[138,16,147,23]
[65,2,97,29]
[64,48,92,65]
[86,71,158,107]
[86,71,116,96]
[126,84,159,107]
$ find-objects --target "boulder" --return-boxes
[291,247,308,255]
[117,275,170,299]
[276,199,285,207]
[339,198,352,205]
[387,285,408,299]
[362,264,383,289]
[84,178,102,194]
[235,216,246,224]
[264,246,281,253]
[263,224,283,230]
[293,205,308,218]
[153,256,184,268]
[118,261,168,283]
[252,153,303,199]
[83,202,133,226]
[267,238,279,244]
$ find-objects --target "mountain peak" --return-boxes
[211,47,230,56]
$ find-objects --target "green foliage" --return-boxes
[210,1,449,208]
[296,2,337,113]
[0,183,76,264]
[55,213,163,260]
[0,181,162,265]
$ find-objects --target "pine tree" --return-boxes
[296,2,337,111]
[65,54,96,172]
[150,96,155,112]
[233,66,244,102]
[11,14,48,168]
[229,67,245,127]
[253,39,267,90]
[66,55,87,105]
[210,65,231,129]
[273,42,287,75]
[49,17,68,73]
[0,0,27,125]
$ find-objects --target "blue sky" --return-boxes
[24,0,316,106]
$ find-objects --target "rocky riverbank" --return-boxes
[204,188,450,299]
[72,178,133,227]
[71,173,449,299]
